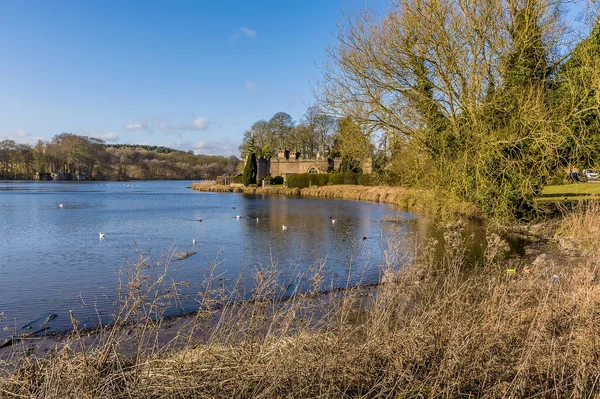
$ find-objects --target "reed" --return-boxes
[191,182,481,220]
[1,219,598,397]
[557,200,600,255]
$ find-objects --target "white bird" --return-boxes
[236,215,241,219]
[282,225,288,231]
[332,219,337,224]
[99,232,105,239]
[58,204,64,208]
[256,218,259,223]
[192,239,197,246]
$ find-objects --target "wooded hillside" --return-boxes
[0,133,240,180]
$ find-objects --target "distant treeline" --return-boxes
[0,133,240,180]
[106,143,180,154]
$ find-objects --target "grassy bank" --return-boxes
[191,182,481,220]
[539,183,600,202]
[1,210,600,397]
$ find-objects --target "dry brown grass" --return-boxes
[2,221,599,398]
[191,183,481,220]
[191,182,245,193]
[557,201,600,255]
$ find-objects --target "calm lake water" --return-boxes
[0,180,428,339]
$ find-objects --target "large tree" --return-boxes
[323,0,586,222]
[239,119,273,158]
[554,22,600,170]
[269,112,295,150]
[302,106,336,158]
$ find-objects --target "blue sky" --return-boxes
[0,0,384,156]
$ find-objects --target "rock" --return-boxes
[173,251,197,261]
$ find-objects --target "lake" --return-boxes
[0,180,427,340]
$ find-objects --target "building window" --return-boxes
[308,167,319,174]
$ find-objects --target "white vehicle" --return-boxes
[583,169,600,181]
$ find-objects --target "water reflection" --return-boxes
[0,181,421,339]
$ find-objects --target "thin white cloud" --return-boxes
[160,140,238,157]
[123,121,147,131]
[230,27,258,43]
[160,117,211,135]
[192,117,209,131]
[0,129,43,145]
[240,27,256,38]
[90,132,119,142]
[123,115,211,136]
[190,140,239,156]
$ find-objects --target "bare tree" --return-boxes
[321,0,591,221]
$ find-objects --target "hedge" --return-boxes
[357,173,375,186]
[286,172,367,189]
[328,173,343,185]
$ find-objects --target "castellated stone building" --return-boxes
[255,148,372,183]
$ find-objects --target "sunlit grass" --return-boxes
[541,183,600,196]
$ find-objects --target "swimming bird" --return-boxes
[332,219,337,224]
[282,225,288,231]
[192,239,197,246]
[362,236,367,240]
[99,232,105,239]
[58,204,64,208]
[236,215,241,219]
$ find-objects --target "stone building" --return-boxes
[255,148,372,183]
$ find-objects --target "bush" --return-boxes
[272,176,284,185]
[315,174,329,186]
[287,173,332,189]
[342,172,359,185]
[287,174,312,189]
[358,174,375,186]
[231,174,244,184]
[286,172,370,188]
[328,173,344,185]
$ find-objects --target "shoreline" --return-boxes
[190,182,482,220]
[3,230,590,396]
[0,280,382,367]
[0,178,208,182]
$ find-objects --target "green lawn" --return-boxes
[538,183,600,202]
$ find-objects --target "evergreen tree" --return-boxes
[243,152,257,185]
